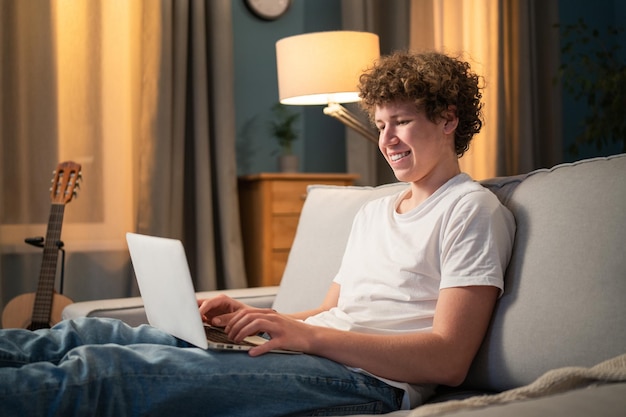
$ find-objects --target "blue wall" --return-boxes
[232,0,344,175]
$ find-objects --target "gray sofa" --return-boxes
[63,154,626,416]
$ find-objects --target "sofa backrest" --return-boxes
[463,154,626,392]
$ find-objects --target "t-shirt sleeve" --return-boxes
[439,190,515,296]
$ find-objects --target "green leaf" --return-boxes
[556,18,626,155]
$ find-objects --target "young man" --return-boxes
[0,51,515,416]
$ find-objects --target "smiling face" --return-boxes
[359,52,484,160]
[375,100,461,197]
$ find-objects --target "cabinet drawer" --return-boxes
[271,181,309,214]
[271,250,290,285]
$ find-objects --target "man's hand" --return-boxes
[197,294,315,356]
[197,294,248,326]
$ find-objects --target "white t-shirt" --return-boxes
[305,173,516,408]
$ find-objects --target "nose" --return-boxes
[378,125,398,146]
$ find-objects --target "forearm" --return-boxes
[306,326,469,386]
[286,308,325,321]
[305,287,498,386]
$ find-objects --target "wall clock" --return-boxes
[244,0,292,21]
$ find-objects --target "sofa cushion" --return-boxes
[463,154,626,392]
[273,182,408,313]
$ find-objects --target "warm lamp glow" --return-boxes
[275,31,380,143]
[276,31,380,105]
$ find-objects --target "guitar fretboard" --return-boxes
[30,203,65,330]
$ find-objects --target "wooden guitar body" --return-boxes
[2,292,73,329]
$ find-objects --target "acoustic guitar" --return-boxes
[1,161,82,329]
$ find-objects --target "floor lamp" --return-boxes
[275,31,380,144]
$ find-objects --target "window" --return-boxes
[1,1,136,254]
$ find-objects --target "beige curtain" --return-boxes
[410,0,500,179]
[0,1,4,303]
[410,0,562,178]
[1,0,79,314]
[499,0,562,173]
[137,0,246,291]
[0,0,245,313]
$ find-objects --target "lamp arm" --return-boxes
[323,102,379,144]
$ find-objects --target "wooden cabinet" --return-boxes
[238,173,358,287]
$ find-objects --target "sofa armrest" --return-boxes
[62,286,279,327]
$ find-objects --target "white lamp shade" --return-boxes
[276,31,380,105]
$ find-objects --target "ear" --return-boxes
[442,105,459,135]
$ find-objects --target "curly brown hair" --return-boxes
[358,51,484,157]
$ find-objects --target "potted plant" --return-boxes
[556,19,626,155]
[269,102,300,172]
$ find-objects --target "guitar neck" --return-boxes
[30,203,65,329]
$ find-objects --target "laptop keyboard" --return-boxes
[204,326,255,346]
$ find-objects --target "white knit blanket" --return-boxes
[409,353,626,417]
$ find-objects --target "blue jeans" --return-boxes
[0,317,403,416]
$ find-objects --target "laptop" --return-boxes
[126,232,298,354]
